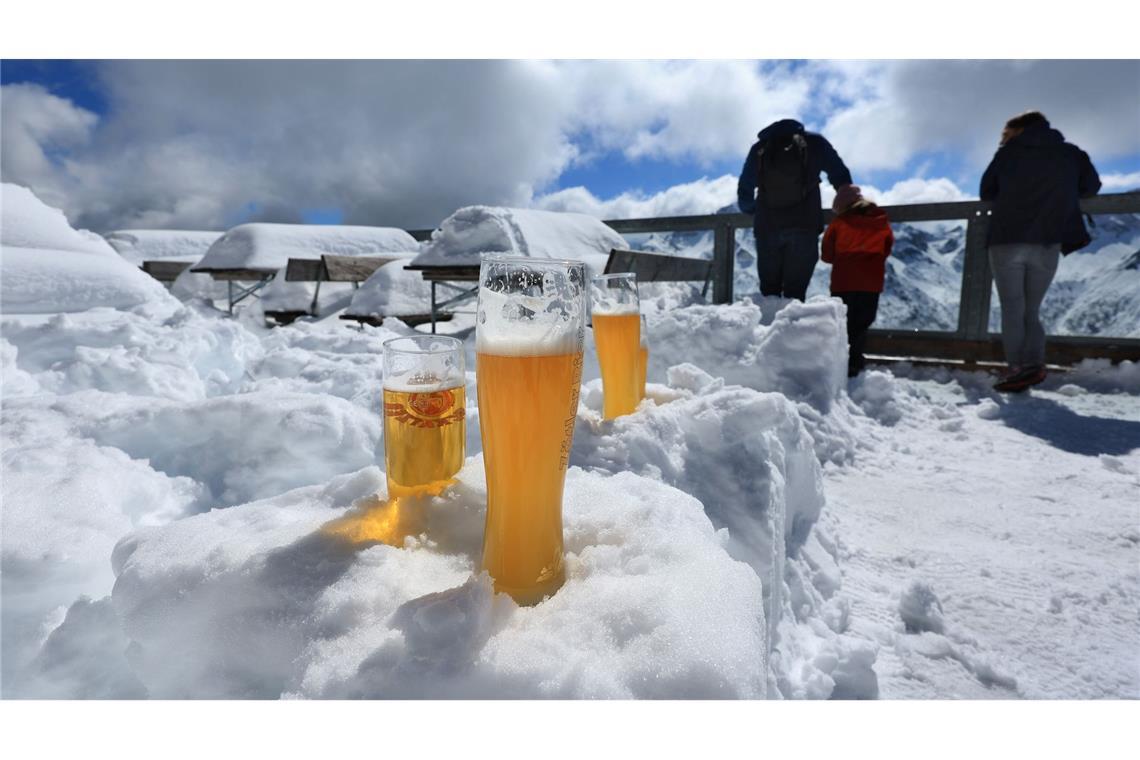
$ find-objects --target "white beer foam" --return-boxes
[383,370,466,393]
[475,331,583,357]
[591,303,641,317]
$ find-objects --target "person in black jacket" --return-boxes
[737,119,854,301]
[980,111,1101,392]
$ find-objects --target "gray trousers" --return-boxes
[988,243,1060,368]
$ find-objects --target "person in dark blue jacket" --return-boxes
[737,119,854,301]
[980,111,1101,392]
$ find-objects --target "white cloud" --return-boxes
[0,83,98,211]
[534,175,739,218]
[1,60,1136,231]
[819,60,1140,176]
[1100,172,1140,193]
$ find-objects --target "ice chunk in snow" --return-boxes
[408,206,626,275]
[1,184,179,315]
[899,581,946,634]
[111,465,767,698]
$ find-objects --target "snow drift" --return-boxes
[345,260,434,318]
[193,223,419,273]
[0,184,178,315]
[104,229,222,265]
[110,465,768,698]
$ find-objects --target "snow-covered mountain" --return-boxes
[626,206,1140,337]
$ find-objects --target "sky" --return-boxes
[2,59,1139,232]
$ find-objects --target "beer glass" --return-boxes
[476,255,586,605]
[590,273,641,419]
[637,313,649,400]
[382,335,466,497]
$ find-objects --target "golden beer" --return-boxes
[593,312,641,419]
[477,351,582,605]
[383,384,466,496]
[637,345,648,399]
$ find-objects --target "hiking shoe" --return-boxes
[993,366,1035,393]
[1022,365,1048,387]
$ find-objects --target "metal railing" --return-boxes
[599,191,1140,364]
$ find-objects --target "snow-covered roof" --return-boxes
[193,223,420,273]
[1,183,177,314]
[105,230,223,265]
[408,206,626,274]
[346,259,432,317]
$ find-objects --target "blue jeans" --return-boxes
[755,228,820,301]
[989,242,1060,368]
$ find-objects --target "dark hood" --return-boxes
[1011,122,1065,147]
[757,119,805,143]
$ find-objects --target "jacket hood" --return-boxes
[758,119,805,142]
[1011,122,1065,147]
[839,206,890,229]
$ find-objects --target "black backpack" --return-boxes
[757,133,810,210]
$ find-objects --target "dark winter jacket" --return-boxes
[822,205,894,293]
[737,119,853,234]
[979,123,1101,251]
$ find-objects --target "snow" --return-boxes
[1,184,178,315]
[110,465,767,698]
[409,206,627,275]
[193,223,419,272]
[2,198,1138,700]
[104,229,222,265]
[345,260,434,318]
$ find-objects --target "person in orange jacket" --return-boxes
[822,185,894,377]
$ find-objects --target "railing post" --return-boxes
[712,222,735,304]
[958,210,993,340]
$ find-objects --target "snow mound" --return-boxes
[1,184,178,315]
[645,297,848,412]
[194,223,419,273]
[111,465,767,698]
[409,206,626,275]
[899,581,946,634]
[104,229,222,265]
[346,260,434,318]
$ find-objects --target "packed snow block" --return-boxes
[1,185,179,315]
[645,297,848,413]
[409,206,627,275]
[111,465,767,698]
[346,260,435,318]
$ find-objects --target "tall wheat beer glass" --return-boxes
[476,255,586,605]
[590,273,641,419]
[637,313,649,400]
[382,335,466,497]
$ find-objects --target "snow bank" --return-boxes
[570,366,877,698]
[111,464,767,698]
[345,260,434,317]
[104,229,222,265]
[644,297,848,413]
[193,223,419,272]
[409,206,626,275]
[1,184,178,315]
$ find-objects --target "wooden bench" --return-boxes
[140,260,194,283]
